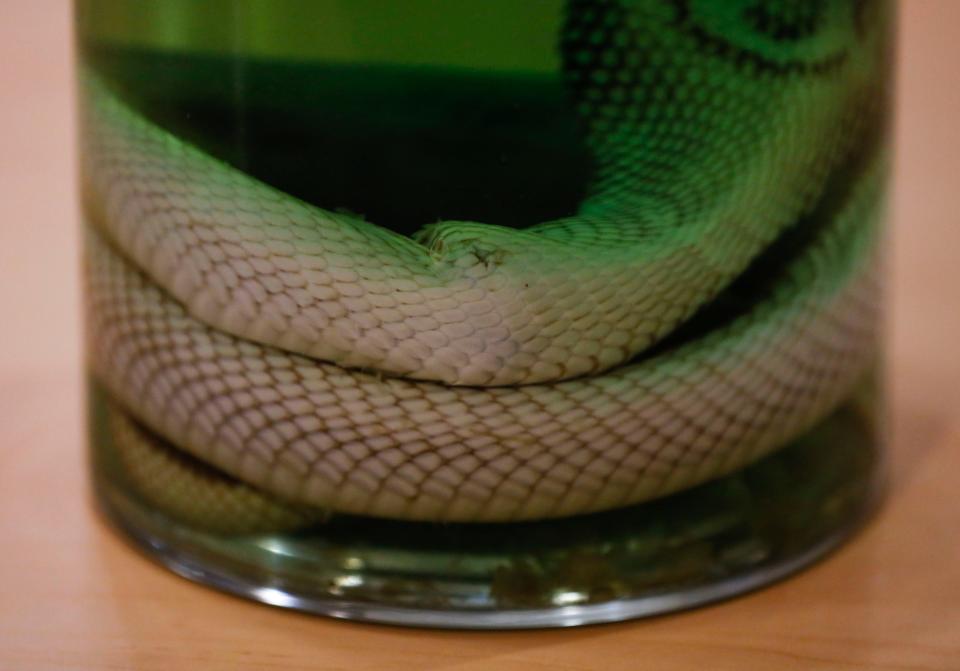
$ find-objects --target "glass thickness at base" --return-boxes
[90,381,882,629]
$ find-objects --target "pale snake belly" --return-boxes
[82,0,890,526]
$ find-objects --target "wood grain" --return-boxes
[1,2,958,669]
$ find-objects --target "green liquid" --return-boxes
[78,0,888,625]
[85,45,591,235]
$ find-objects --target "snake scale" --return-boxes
[82,0,890,527]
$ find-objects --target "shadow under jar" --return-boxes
[77,0,893,628]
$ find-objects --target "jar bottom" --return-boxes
[89,378,883,629]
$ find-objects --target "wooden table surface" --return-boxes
[2,3,958,670]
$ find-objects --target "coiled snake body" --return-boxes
[83,0,890,527]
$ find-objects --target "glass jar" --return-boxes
[77,0,893,628]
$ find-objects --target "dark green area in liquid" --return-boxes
[85,45,592,235]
